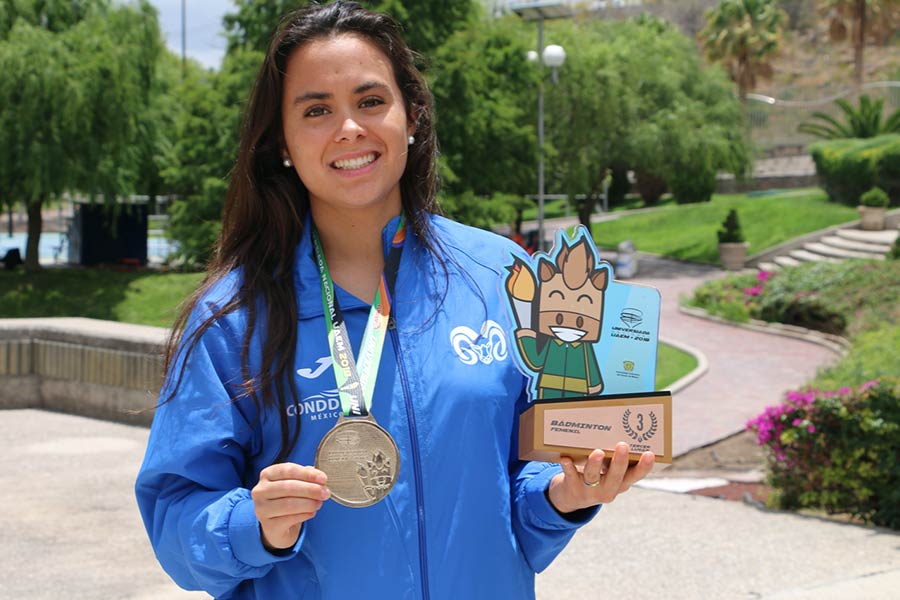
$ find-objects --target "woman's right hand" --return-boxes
[251,463,330,551]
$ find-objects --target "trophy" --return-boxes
[506,228,672,466]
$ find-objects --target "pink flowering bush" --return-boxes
[687,270,762,322]
[747,378,900,529]
[690,260,900,337]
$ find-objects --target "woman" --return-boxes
[135,3,653,598]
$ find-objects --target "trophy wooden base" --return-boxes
[518,391,672,465]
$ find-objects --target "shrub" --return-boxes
[166,178,226,268]
[439,190,525,231]
[756,260,900,336]
[798,95,900,140]
[687,271,760,322]
[875,143,900,202]
[890,235,900,260]
[755,267,847,335]
[689,260,900,336]
[809,134,900,206]
[670,163,717,204]
[812,325,900,390]
[860,187,889,207]
[747,379,900,529]
[717,208,745,243]
[635,170,667,205]
[608,165,631,207]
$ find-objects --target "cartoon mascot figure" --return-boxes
[506,232,609,399]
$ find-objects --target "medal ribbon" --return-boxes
[311,216,406,417]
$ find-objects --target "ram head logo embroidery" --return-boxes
[450,320,509,365]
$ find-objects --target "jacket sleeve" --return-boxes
[516,333,548,373]
[509,388,600,573]
[134,315,303,597]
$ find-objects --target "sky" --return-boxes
[149,0,232,69]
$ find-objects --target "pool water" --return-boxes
[0,232,176,264]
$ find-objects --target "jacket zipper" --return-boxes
[391,325,431,600]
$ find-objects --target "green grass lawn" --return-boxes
[591,188,857,264]
[0,268,204,328]
[656,342,697,390]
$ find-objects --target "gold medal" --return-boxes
[315,415,399,508]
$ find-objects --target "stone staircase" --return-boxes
[756,227,898,272]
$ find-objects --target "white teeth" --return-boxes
[550,327,586,343]
[333,153,376,170]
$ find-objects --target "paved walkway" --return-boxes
[4,408,898,600]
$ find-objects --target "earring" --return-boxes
[283,158,292,168]
[408,135,415,145]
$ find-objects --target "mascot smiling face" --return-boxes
[536,238,608,344]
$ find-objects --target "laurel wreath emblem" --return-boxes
[622,409,658,443]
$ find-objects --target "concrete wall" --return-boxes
[0,318,168,426]
[715,174,820,195]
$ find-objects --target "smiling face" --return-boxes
[535,238,609,343]
[536,275,604,343]
[281,34,414,220]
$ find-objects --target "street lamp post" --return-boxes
[510,1,572,251]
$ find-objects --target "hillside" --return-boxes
[739,22,899,152]
[587,2,899,151]
[759,23,899,97]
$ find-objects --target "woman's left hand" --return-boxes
[547,442,654,514]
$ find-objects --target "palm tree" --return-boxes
[798,95,900,139]
[699,0,788,101]
[822,0,900,91]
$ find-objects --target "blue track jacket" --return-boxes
[135,215,599,599]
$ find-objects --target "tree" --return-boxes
[542,22,627,225]
[698,0,787,101]
[624,22,750,204]
[161,48,262,266]
[780,0,819,30]
[821,0,900,90]
[223,0,300,54]
[0,0,163,270]
[224,0,477,56]
[545,17,749,223]
[649,0,720,36]
[371,0,477,55]
[798,95,900,138]
[430,16,537,198]
[135,46,184,208]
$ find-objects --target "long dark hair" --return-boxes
[164,1,441,463]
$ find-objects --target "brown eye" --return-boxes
[555,314,563,325]
[576,316,584,328]
[360,96,384,109]
[304,105,328,118]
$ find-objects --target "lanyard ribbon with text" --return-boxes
[311,216,406,417]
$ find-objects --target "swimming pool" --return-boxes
[0,232,176,265]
